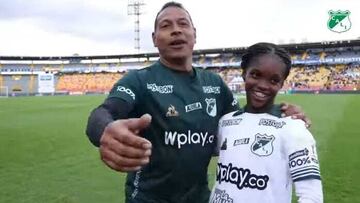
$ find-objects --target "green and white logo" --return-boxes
[328,10,351,33]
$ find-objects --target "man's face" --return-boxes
[152,6,196,61]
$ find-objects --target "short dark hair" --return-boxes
[153,1,194,31]
[240,42,292,79]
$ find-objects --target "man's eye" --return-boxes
[179,21,189,26]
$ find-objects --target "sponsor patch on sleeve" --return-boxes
[289,146,321,182]
[116,86,135,100]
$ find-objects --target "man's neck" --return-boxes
[160,57,193,73]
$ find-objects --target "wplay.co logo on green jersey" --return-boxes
[327,10,351,33]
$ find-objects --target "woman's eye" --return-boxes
[250,72,259,78]
[271,78,281,84]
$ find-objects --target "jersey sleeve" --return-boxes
[85,97,133,147]
[284,120,321,182]
[294,179,323,203]
[107,70,141,106]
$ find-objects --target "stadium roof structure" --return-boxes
[1,39,360,62]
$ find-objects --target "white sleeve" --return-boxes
[285,120,321,182]
[294,179,323,203]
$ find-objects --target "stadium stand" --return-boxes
[56,72,123,93]
[0,40,359,96]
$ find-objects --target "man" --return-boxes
[86,2,308,203]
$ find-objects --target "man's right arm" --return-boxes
[86,97,152,172]
[86,97,132,147]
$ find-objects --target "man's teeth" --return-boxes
[254,91,266,98]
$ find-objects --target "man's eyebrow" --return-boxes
[159,17,190,23]
[158,19,171,24]
[177,18,192,23]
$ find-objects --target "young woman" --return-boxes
[210,43,323,203]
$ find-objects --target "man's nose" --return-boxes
[171,24,182,35]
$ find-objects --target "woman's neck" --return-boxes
[244,104,274,114]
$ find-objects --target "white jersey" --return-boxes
[210,111,321,203]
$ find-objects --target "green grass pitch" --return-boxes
[0,94,359,203]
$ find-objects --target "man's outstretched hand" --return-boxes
[99,114,152,172]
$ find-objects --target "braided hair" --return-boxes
[241,42,292,80]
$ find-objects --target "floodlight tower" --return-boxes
[128,0,145,53]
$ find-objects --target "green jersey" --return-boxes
[108,61,239,203]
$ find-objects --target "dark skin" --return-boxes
[244,54,287,113]
[243,54,310,126]
[98,6,311,173]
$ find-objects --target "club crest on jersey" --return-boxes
[251,133,275,156]
[205,98,217,117]
[166,105,179,117]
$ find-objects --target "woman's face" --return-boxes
[243,54,287,112]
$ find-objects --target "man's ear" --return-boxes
[152,32,157,47]
[194,27,197,44]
